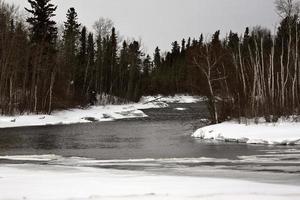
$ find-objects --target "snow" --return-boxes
[0,95,204,129]
[141,95,206,104]
[174,107,187,111]
[192,119,300,145]
[0,102,164,129]
[0,158,300,200]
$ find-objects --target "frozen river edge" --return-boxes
[0,95,201,129]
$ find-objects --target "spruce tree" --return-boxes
[87,33,95,66]
[63,7,81,99]
[25,0,57,44]
[25,0,58,113]
[110,27,118,94]
[63,7,80,55]
[83,32,95,95]
[186,37,191,49]
[95,33,103,93]
[153,47,161,68]
[75,26,87,95]
[181,39,186,53]
[119,41,129,97]
[142,55,152,94]
[127,41,142,101]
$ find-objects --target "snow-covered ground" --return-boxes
[0,95,202,129]
[0,103,152,128]
[0,155,300,200]
[141,94,205,104]
[192,118,300,145]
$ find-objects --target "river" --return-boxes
[0,103,300,199]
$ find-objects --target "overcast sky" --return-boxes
[10,0,279,52]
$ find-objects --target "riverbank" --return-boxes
[192,117,300,145]
[0,95,202,128]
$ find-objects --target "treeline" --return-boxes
[150,0,300,123]
[1,0,300,123]
[0,0,149,115]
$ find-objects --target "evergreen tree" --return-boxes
[87,33,95,66]
[181,39,186,53]
[86,32,95,92]
[110,27,118,94]
[95,33,103,93]
[63,7,80,54]
[79,26,87,61]
[25,0,57,44]
[25,0,58,113]
[171,41,180,56]
[142,55,152,94]
[63,7,81,98]
[186,37,191,49]
[153,47,161,68]
[127,41,142,101]
[199,34,204,46]
[118,41,129,97]
[75,26,87,95]
[228,31,239,51]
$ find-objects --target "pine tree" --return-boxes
[186,37,191,49]
[181,39,186,53]
[25,0,58,113]
[79,26,87,62]
[142,55,152,94]
[85,32,95,93]
[25,0,57,44]
[95,33,103,93]
[63,7,81,99]
[110,27,118,94]
[153,47,161,68]
[127,41,142,101]
[63,7,80,55]
[199,34,204,46]
[119,41,129,97]
[75,26,87,95]
[171,41,180,56]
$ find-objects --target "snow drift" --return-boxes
[192,119,300,145]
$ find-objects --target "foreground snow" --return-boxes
[0,95,203,129]
[192,119,300,145]
[0,161,300,200]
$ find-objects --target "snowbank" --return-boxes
[0,95,203,129]
[0,102,164,129]
[141,95,206,104]
[0,163,299,200]
[192,120,300,145]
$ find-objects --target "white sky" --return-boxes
[10,0,279,52]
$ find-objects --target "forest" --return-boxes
[0,0,300,124]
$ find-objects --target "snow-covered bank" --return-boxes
[192,119,300,145]
[0,163,300,200]
[141,94,205,104]
[0,102,163,129]
[0,95,203,129]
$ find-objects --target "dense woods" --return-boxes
[0,0,300,124]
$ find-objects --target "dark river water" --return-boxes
[0,103,278,159]
[0,103,300,185]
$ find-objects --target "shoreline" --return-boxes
[192,118,300,145]
[0,95,201,129]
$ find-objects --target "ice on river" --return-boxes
[0,159,300,200]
